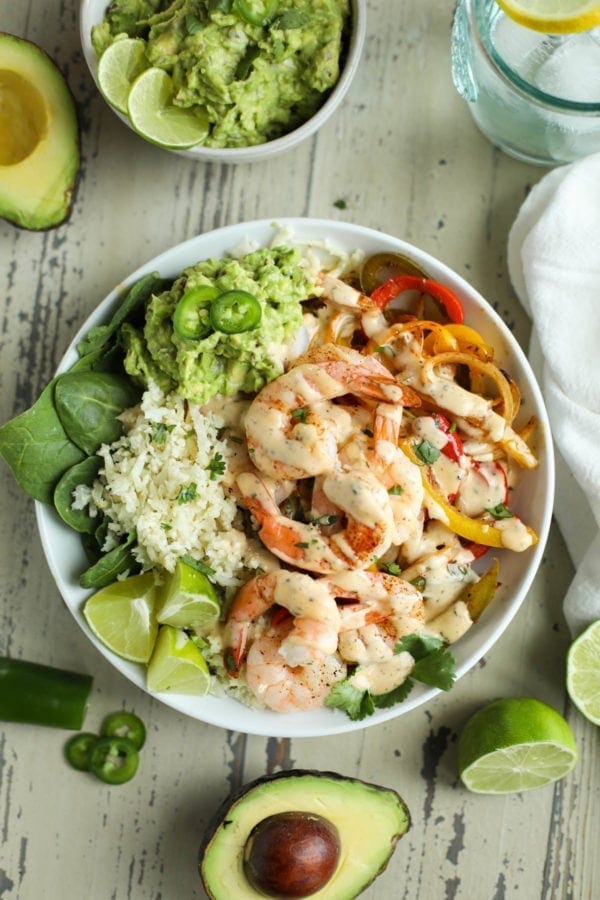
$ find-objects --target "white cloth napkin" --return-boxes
[507,152,600,638]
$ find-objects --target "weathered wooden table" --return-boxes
[1,2,598,898]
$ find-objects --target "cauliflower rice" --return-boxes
[84,381,267,589]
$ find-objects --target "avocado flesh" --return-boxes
[0,32,79,230]
[200,770,410,900]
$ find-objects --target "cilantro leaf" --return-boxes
[485,502,513,519]
[411,647,456,691]
[395,633,444,660]
[325,680,375,721]
[372,678,414,708]
[291,407,308,422]
[380,561,402,576]
[176,483,197,504]
[151,422,175,445]
[415,439,441,465]
[206,452,226,480]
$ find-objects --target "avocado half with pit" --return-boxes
[0,32,79,230]
[199,770,410,899]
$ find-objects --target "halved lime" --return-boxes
[146,625,211,695]
[567,620,600,725]
[83,572,158,663]
[156,558,220,630]
[127,67,209,149]
[97,38,149,114]
[458,697,578,793]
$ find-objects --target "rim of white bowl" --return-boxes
[35,217,555,737]
[79,0,367,162]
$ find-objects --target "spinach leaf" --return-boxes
[0,381,85,503]
[54,372,139,455]
[54,456,102,533]
[79,532,137,589]
[76,273,167,359]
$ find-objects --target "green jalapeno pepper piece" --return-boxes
[0,657,93,729]
[359,252,429,295]
[89,736,140,785]
[233,0,279,26]
[173,285,220,340]
[209,290,262,334]
[100,711,146,751]
[65,732,98,770]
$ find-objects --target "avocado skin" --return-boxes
[199,769,411,900]
[0,32,80,231]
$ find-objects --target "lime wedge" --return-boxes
[127,67,209,149]
[567,619,600,725]
[157,558,220,630]
[83,572,158,663]
[457,697,578,793]
[97,38,149,114]
[147,625,211,695]
[497,0,600,33]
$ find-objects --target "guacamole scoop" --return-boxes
[92,0,351,148]
[122,245,318,404]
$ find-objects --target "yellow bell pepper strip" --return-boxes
[461,558,500,622]
[400,440,538,549]
[444,323,495,360]
[0,656,92,729]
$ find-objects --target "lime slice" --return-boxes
[147,625,211,695]
[83,572,158,663]
[457,697,578,793]
[497,0,600,33]
[127,67,209,149]
[97,38,149,114]
[567,620,600,725]
[157,558,220,630]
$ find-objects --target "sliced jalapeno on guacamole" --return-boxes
[359,252,429,295]
[209,290,262,334]
[173,285,220,340]
[233,0,279,26]
[89,736,140,785]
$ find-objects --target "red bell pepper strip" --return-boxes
[370,274,464,323]
[434,414,464,463]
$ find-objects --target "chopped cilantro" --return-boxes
[151,422,175,444]
[388,484,404,495]
[160,523,172,532]
[325,679,375,721]
[449,421,457,433]
[291,407,309,422]
[295,541,309,549]
[380,562,402,576]
[375,345,393,355]
[485,502,513,519]
[415,440,441,465]
[310,514,340,526]
[333,198,347,210]
[410,575,427,591]
[206,452,226,480]
[176,483,197,504]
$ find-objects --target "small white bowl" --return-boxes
[36,218,554,737]
[79,0,366,162]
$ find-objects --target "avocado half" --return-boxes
[0,32,80,230]
[199,769,410,899]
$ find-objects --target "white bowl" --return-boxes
[79,0,366,163]
[36,218,555,737]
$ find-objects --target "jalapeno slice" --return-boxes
[64,732,98,771]
[233,0,279,26]
[100,711,146,751]
[360,252,429,295]
[89,736,139,785]
[173,285,220,340]
[209,290,262,334]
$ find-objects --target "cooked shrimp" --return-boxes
[245,621,347,713]
[328,570,425,636]
[237,470,396,574]
[244,343,418,481]
[317,273,388,338]
[226,570,341,669]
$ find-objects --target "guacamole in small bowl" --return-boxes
[92,0,351,149]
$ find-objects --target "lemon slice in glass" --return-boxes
[156,558,220,630]
[147,625,211,695]
[497,0,600,33]
[83,572,158,663]
[127,67,210,149]
[567,619,600,725]
[97,38,149,114]
[457,697,578,793]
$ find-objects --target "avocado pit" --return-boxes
[243,812,341,898]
